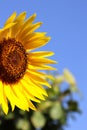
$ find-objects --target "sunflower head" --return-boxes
[0,12,57,114]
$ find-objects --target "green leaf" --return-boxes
[70,85,78,92]
[39,101,53,111]
[56,75,64,84]
[49,102,63,120]
[60,114,66,125]
[53,85,60,95]
[31,111,46,128]
[5,113,14,120]
[68,100,80,112]
[16,119,31,130]
[63,69,76,85]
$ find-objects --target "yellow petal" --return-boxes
[4,83,29,111]
[28,57,57,64]
[25,32,46,42]
[27,51,54,58]
[16,13,36,39]
[23,13,36,27]
[12,83,29,109]
[26,72,48,96]
[28,64,57,70]
[0,81,8,114]
[26,70,48,96]
[27,69,54,80]
[26,71,51,88]
[22,87,40,103]
[20,81,41,103]
[21,75,45,100]
[21,32,47,45]
[4,84,15,111]
[25,37,51,50]
[11,85,29,111]
[0,23,16,39]
[18,22,42,41]
[27,69,46,78]
[24,75,47,96]
[11,12,26,37]
[0,22,16,32]
[4,12,16,26]
[29,79,48,96]
[28,100,37,111]
[3,12,17,38]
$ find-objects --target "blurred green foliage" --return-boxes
[0,69,81,130]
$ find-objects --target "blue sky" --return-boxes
[0,0,87,129]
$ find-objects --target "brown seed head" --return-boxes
[0,38,27,84]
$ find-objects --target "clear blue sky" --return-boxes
[0,0,87,129]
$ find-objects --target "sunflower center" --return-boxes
[0,38,27,84]
[9,51,21,66]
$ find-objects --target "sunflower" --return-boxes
[0,12,56,114]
